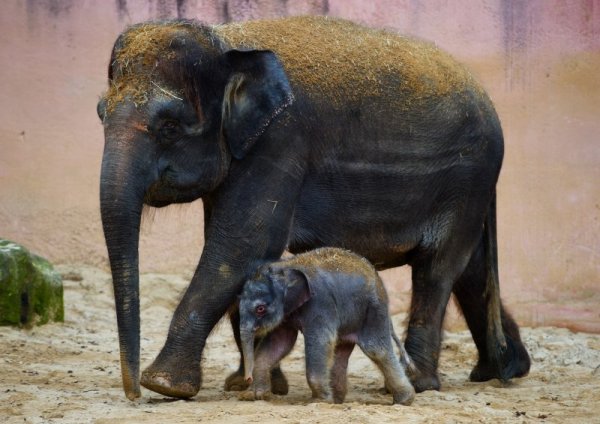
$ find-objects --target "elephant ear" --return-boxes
[222,49,294,160]
[278,268,314,315]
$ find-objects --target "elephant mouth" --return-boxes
[144,182,205,207]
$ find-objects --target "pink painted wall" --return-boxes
[1,0,598,332]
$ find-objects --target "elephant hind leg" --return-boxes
[452,235,531,383]
[404,256,455,392]
[469,308,531,382]
[404,201,497,392]
[358,335,415,405]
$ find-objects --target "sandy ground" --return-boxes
[1,265,599,424]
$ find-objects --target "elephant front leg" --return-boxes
[239,326,298,401]
[140,258,249,398]
[140,152,303,398]
[304,334,336,403]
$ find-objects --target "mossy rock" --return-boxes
[0,239,64,326]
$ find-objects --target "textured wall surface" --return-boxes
[1,0,598,332]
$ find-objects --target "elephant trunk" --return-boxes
[99,136,150,400]
[241,327,256,383]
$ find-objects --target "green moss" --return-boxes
[0,240,28,325]
[0,239,64,327]
[30,254,64,325]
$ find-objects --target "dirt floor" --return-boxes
[1,265,599,424]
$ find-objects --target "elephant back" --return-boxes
[275,248,387,302]
[215,16,485,109]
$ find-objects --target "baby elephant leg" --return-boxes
[330,343,355,404]
[305,334,336,402]
[359,321,416,406]
[239,326,298,401]
[361,341,415,405]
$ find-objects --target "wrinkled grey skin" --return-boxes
[99,17,530,400]
[238,248,416,405]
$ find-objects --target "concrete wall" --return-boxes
[1,0,598,332]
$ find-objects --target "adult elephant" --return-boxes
[97,16,530,400]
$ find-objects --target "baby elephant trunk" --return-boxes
[241,329,255,384]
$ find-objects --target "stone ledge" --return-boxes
[0,239,64,326]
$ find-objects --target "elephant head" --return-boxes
[238,266,314,383]
[97,20,293,399]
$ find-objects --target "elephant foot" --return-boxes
[378,386,390,395]
[392,386,416,406]
[469,361,497,382]
[309,393,333,404]
[470,356,530,382]
[238,388,272,401]
[470,336,531,383]
[224,369,249,391]
[270,367,289,395]
[405,360,439,393]
[408,370,440,393]
[225,367,288,395]
[141,360,201,398]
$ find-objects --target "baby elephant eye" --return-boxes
[255,305,266,317]
[160,119,181,139]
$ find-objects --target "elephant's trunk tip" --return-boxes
[122,376,141,401]
[241,327,255,386]
[126,388,141,401]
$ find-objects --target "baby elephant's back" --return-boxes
[281,248,389,306]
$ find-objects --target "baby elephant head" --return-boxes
[239,265,314,382]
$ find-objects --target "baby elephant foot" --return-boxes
[270,367,289,395]
[238,387,272,401]
[224,369,249,392]
[309,393,333,404]
[225,367,288,394]
[309,386,333,403]
[391,384,416,406]
[308,375,333,403]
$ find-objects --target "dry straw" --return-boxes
[104,16,483,113]
[216,16,481,107]
[277,247,386,300]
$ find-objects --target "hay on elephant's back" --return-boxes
[274,248,388,301]
[102,16,485,113]
[216,16,483,107]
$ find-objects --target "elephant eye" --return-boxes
[159,119,181,139]
[255,305,266,317]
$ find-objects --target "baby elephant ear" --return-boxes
[221,49,294,160]
[281,268,314,315]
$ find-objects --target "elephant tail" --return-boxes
[391,322,417,375]
[484,190,509,380]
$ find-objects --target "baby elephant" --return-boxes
[238,248,415,405]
